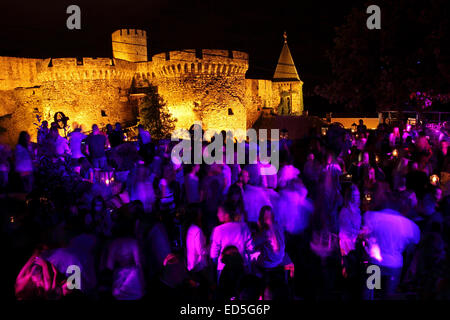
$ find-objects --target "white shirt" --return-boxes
[277,165,300,189]
[363,208,420,268]
[54,135,70,156]
[69,131,87,159]
[210,222,254,271]
[186,224,208,272]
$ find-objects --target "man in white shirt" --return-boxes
[210,204,255,279]
[69,128,87,160]
[362,207,420,299]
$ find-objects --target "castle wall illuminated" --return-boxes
[0,29,303,144]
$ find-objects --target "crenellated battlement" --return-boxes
[113,29,147,37]
[36,57,136,82]
[0,27,304,147]
[151,49,248,77]
[0,57,44,90]
[112,29,148,62]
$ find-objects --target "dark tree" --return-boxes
[137,85,177,140]
[315,0,450,112]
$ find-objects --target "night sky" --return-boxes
[0,0,363,99]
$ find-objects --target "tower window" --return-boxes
[101,110,107,117]
[228,108,234,115]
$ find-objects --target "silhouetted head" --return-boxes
[18,131,30,148]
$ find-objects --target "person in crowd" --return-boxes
[339,184,362,257]
[85,196,113,237]
[357,119,367,136]
[338,184,363,299]
[242,173,272,227]
[114,123,125,145]
[48,126,70,160]
[7,117,450,302]
[216,246,246,301]
[37,120,50,146]
[0,143,11,192]
[302,152,321,196]
[68,127,87,164]
[15,131,34,193]
[85,124,107,169]
[102,214,145,300]
[362,203,420,299]
[106,124,114,147]
[354,132,367,151]
[127,161,156,214]
[201,164,225,236]
[210,203,256,280]
[137,124,155,164]
[254,206,285,270]
[184,164,200,204]
[185,204,208,273]
[389,127,401,148]
[435,139,448,174]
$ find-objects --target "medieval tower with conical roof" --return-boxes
[0,30,304,144]
[272,31,304,115]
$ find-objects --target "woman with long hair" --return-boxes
[255,206,285,270]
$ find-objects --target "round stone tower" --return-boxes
[112,29,148,62]
[149,49,249,138]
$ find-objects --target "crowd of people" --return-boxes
[1,118,449,300]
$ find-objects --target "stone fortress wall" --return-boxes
[0,28,303,145]
[135,49,250,137]
[0,56,137,144]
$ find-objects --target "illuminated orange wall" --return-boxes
[0,29,304,145]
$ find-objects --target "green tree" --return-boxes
[137,85,177,140]
[315,0,450,112]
